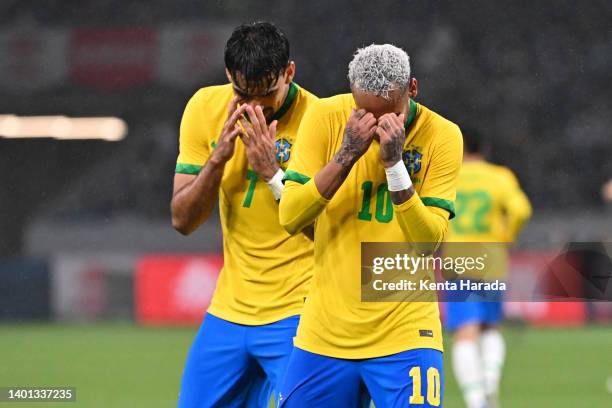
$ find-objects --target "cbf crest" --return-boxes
[275,138,292,167]
[402,147,423,176]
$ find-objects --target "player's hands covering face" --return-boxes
[212,97,248,163]
[336,109,377,167]
[239,105,280,182]
[376,113,406,168]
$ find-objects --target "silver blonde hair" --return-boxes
[348,43,411,100]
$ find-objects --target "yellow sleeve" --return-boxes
[394,194,450,247]
[176,90,211,175]
[417,123,464,219]
[281,179,330,234]
[393,123,463,248]
[279,102,333,234]
[501,170,532,240]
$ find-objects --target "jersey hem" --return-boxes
[207,305,304,326]
[293,338,443,360]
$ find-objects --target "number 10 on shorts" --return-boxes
[409,366,441,406]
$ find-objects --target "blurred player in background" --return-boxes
[445,127,532,408]
[278,44,462,407]
[602,178,612,203]
[171,22,318,407]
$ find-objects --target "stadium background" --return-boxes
[0,0,611,407]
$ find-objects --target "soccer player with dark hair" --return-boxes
[446,126,531,408]
[278,44,462,407]
[171,22,317,407]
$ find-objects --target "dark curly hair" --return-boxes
[224,21,290,92]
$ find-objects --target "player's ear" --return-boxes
[225,68,233,84]
[284,61,296,84]
[408,77,418,98]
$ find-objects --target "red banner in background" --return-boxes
[438,250,590,327]
[504,251,586,326]
[70,28,157,90]
[0,24,233,92]
[138,250,605,326]
[135,254,222,325]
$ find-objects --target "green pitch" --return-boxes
[0,323,610,407]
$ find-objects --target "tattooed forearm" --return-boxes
[335,127,368,167]
[380,128,405,165]
[334,147,357,168]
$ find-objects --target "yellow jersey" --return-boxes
[449,160,531,242]
[281,94,463,358]
[176,82,318,325]
[445,160,532,280]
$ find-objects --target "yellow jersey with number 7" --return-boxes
[175,82,318,325]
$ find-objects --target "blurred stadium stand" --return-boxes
[0,0,611,322]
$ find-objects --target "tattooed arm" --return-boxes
[377,112,414,205]
[279,108,377,234]
[377,113,460,249]
[313,109,377,199]
[279,109,376,235]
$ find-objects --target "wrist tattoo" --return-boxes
[335,127,367,167]
[381,129,405,164]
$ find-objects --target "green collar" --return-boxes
[404,98,417,131]
[269,82,298,123]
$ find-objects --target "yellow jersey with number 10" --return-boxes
[283,94,463,359]
[176,82,318,325]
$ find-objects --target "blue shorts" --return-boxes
[177,313,299,408]
[444,286,503,331]
[278,347,443,408]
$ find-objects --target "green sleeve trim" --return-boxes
[282,169,311,185]
[421,196,455,219]
[175,163,202,175]
[269,82,298,123]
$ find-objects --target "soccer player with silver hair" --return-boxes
[278,44,463,406]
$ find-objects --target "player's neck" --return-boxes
[279,83,291,107]
[463,153,484,162]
